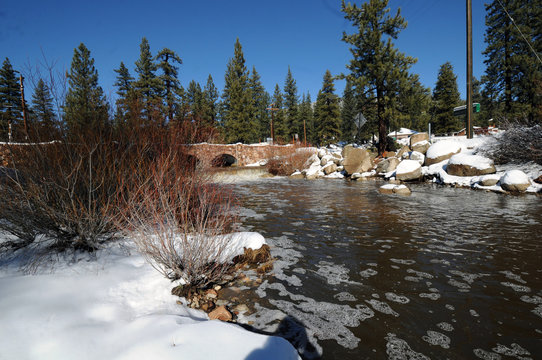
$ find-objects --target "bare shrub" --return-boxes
[481,122,542,165]
[118,147,239,288]
[266,145,314,176]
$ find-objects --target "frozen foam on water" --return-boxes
[470,309,480,317]
[291,221,304,226]
[448,279,471,291]
[492,343,531,357]
[316,261,360,285]
[366,299,399,317]
[449,270,488,284]
[501,282,531,293]
[520,295,542,304]
[405,276,421,282]
[390,258,416,265]
[499,270,527,284]
[385,292,410,304]
[422,330,451,349]
[238,207,265,220]
[360,268,378,278]
[473,348,503,360]
[385,333,430,360]
[532,305,542,318]
[437,322,454,332]
[445,304,455,311]
[293,267,307,275]
[334,292,356,302]
[419,292,441,300]
[407,269,434,279]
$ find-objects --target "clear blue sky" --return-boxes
[1,0,487,101]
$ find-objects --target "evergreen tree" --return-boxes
[186,80,204,121]
[341,0,416,154]
[156,48,182,123]
[283,66,300,139]
[298,92,314,145]
[271,84,287,142]
[314,70,341,145]
[31,78,56,138]
[394,74,431,132]
[249,66,270,141]
[432,62,461,134]
[134,37,163,124]
[64,43,109,135]
[221,38,256,143]
[0,58,23,140]
[202,74,219,127]
[340,80,357,143]
[482,0,542,122]
[113,62,134,126]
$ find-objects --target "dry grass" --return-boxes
[266,145,315,176]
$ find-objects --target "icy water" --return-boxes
[231,177,542,360]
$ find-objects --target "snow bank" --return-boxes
[0,237,300,360]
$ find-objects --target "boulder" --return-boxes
[378,184,411,196]
[479,174,500,186]
[409,132,429,147]
[500,170,531,192]
[290,171,304,179]
[411,140,430,154]
[409,151,425,166]
[320,154,332,166]
[376,157,400,173]
[341,145,373,175]
[304,154,320,168]
[323,163,338,175]
[395,159,422,181]
[425,141,462,166]
[446,154,496,177]
[396,145,410,159]
[534,175,542,184]
[317,148,327,159]
[208,305,232,321]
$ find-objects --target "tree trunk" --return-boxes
[377,86,386,155]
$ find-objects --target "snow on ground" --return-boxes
[0,235,300,360]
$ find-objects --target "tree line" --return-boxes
[0,0,540,151]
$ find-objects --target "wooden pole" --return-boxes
[466,0,473,139]
[19,75,29,140]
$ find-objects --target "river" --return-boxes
[227,174,542,359]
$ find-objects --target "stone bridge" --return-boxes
[185,143,298,167]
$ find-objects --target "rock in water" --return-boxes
[500,170,531,192]
[323,163,338,175]
[342,145,373,175]
[425,141,461,166]
[446,154,496,176]
[395,160,422,181]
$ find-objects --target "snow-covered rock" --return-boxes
[446,153,496,176]
[323,162,338,175]
[409,151,425,166]
[500,170,531,192]
[396,145,410,159]
[425,141,462,166]
[290,171,304,179]
[376,157,400,173]
[395,160,422,181]
[411,140,430,154]
[479,174,500,186]
[378,184,411,196]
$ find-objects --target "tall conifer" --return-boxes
[0,58,23,140]
[315,70,341,145]
[250,66,270,141]
[31,78,56,138]
[283,66,299,139]
[432,62,461,134]
[156,48,182,123]
[340,80,357,143]
[134,38,163,124]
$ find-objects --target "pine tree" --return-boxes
[433,62,461,134]
[298,92,314,145]
[0,58,23,140]
[31,78,56,138]
[249,66,270,141]
[271,84,287,142]
[315,70,341,145]
[340,80,357,143]
[113,62,134,127]
[482,0,542,122]
[341,0,416,154]
[156,48,182,123]
[134,37,163,124]
[221,38,256,143]
[202,74,219,127]
[186,80,204,121]
[395,74,431,132]
[64,43,109,135]
[283,66,299,139]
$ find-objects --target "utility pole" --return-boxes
[19,74,29,140]
[266,103,278,144]
[466,0,473,139]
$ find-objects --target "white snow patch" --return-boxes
[448,153,494,170]
[426,140,462,159]
[500,169,530,185]
[396,160,421,175]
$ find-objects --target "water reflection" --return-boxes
[233,178,542,359]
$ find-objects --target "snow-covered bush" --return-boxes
[481,122,542,165]
[119,149,239,288]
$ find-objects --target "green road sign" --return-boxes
[453,103,480,117]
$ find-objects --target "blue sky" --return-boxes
[1,0,487,101]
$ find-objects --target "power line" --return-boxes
[495,0,542,66]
